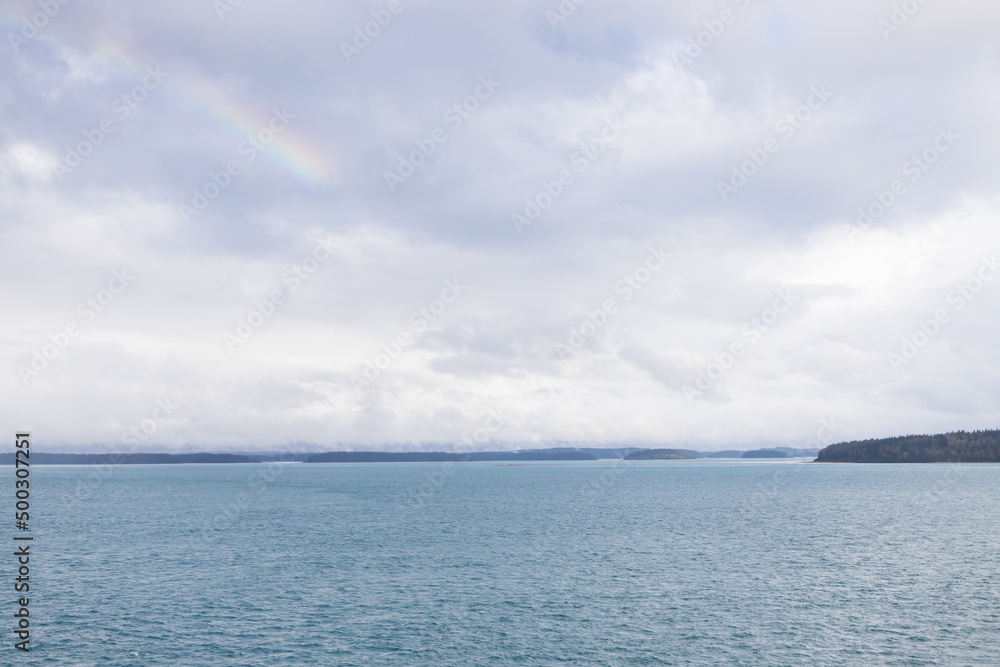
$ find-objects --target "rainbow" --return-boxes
[2,13,338,189]
[178,70,337,189]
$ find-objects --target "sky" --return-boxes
[2,0,999,452]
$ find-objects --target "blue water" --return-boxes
[8,460,1000,664]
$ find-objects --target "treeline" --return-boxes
[816,430,1000,463]
[305,449,597,462]
[742,449,789,459]
[0,452,255,465]
[624,449,693,460]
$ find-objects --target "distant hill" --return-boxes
[305,452,461,463]
[816,430,1000,463]
[304,449,597,463]
[0,452,254,465]
[742,449,790,459]
[515,447,641,459]
[774,447,820,457]
[624,449,694,461]
[700,450,745,458]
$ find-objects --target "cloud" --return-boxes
[3,0,1000,450]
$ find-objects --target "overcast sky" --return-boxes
[2,0,999,452]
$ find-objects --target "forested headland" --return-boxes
[816,430,1000,462]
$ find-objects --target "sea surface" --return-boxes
[8,459,1000,665]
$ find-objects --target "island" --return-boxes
[304,449,597,463]
[742,449,790,459]
[815,430,1000,463]
[623,449,694,461]
[701,450,745,458]
[0,452,256,465]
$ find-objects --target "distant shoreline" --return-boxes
[0,447,818,465]
[12,434,1000,464]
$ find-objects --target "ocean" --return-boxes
[11,459,1000,665]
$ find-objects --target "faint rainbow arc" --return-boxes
[1,17,338,189]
